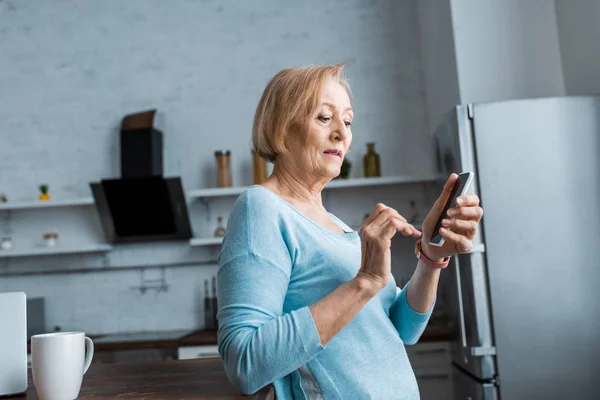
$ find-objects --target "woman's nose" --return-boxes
[331,118,349,141]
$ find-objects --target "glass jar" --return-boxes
[44,232,59,248]
[252,151,268,185]
[214,216,226,237]
[215,150,232,188]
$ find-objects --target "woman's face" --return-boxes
[285,80,353,180]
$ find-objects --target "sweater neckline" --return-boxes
[248,185,360,241]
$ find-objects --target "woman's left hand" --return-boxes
[421,173,483,261]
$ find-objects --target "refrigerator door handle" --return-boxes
[455,261,468,349]
[470,346,497,357]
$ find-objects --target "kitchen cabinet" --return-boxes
[406,341,454,400]
[177,344,220,360]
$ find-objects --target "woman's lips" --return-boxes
[323,149,342,158]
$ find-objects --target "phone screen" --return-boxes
[429,172,473,246]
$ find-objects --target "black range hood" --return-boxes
[90,110,192,244]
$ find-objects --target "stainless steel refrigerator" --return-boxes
[433,97,600,400]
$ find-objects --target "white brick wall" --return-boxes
[0,264,220,334]
[0,0,436,334]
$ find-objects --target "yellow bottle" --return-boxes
[363,143,381,177]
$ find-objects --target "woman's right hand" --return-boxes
[356,203,422,294]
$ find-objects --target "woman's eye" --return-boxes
[318,115,331,123]
[345,121,352,127]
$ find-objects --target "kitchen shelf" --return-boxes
[326,175,437,189]
[189,237,223,247]
[0,243,112,259]
[0,197,95,211]
[188,175,438,200]
[188,186,246,199]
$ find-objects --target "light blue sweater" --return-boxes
[217,185,433,399]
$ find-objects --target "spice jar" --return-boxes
[363,143,381,177]
[44,232,59,248]
[214,216,226,237]
[215,150,232,188]
[252,151,268,185]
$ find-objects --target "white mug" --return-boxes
[31,332,94,400]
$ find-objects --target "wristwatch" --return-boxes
[414,239,450,269]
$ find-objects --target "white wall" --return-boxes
[450,0,565,103]
[416,0,461,135]
[0,0,435,334]
[555,0,600,96]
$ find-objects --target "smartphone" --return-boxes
[429,172,475,247]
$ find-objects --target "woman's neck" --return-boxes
[264,162,328,209]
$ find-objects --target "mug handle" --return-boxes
[83,336,94,374]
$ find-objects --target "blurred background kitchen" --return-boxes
[1,1,600,399]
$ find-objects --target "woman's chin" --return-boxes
[314,163,342,180]
[325,167,342,179]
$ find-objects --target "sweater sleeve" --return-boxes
[216,192,325,395]
[388,282,435,345]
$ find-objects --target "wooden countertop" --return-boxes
[25,358,273,399]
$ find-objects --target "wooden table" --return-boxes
[25,358,274,399]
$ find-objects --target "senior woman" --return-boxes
[217,64,483,399]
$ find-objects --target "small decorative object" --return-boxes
[215,150,232,188]
[43,232,59,248]
[214,216,226,237]
[363,143,381,177]
[0,193,7,202]
[39,184,51,201]
[336,158,352,179]
[252,150,268,184]
[1,237,13,251]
